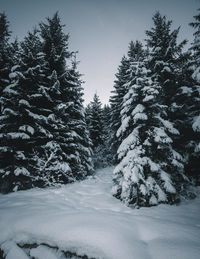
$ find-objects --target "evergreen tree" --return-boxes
[109,56,130,160]
[40,13,93,181]
[110,41,145,161]
[100,104,114,167]
[0,13,12,97]
[0,29,52,192]
[145,12,187,107]
[176,9,200,183]
[87,93,103,148]
[0,13,93,193]
[167,10,200,184]
[86,94,104,168]
[112,62,189,207]
[189,8,200,82]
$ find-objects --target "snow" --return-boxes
[26,110,48,123]
[161,66,171,73]
[193,115,200,132]
[1,241,29,259]
[14,167,30,177]
[192,67,200,83]
[180,86,193,95]
[0,132,30,140]
[117,126,140,159]
[0,167,200,259]
[131,104,145,116]
[19,125,35,135]
[116,116,130,137]
[30,245,63,259]
[154,127,172,143]
[19,99,31,107]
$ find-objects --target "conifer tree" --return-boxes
[40,13,93,180]
[162,10,200,184]
[101,104,114,166]
[112,62,189,207]
[0,13,12,97]
[175,9,200,183]
[145,12,187,107]
[87,93,103,148]
[109,56,130,160]
[0,29,52,192]
[110,41,145,161]
[86,94,104,168]
[190,8,200,82]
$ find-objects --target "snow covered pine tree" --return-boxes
[39,13,93,183]
[0,13,12,97]
[179,9,200,184]
[0,29,49,192]
[110,41,145,161]
[112,60,190,207]
[112,13,196,207]
[0,13,93,193]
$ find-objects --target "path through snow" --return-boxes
[0,167,200,259]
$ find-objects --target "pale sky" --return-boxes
[1,0,200,104]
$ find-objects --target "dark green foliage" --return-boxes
[145,11,187,106]
[0,29,54,192]
[0,13,12,97]
[85,95,113,168]
[0,13,93,193]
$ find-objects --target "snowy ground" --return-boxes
[0,167,200,259]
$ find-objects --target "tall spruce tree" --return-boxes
[145,12,187,107]
[176,9,200,183]
[40,13,93,181]
[0,13,12,97]
[86,93,104,168]
[109,56,129,161]
[112,62,189,207]
[110,41,145,161]
[0,29,54,192]
[87,93,103,148]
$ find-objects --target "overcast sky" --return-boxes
[1,0,200,105]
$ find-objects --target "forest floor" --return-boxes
[0,167,200,259]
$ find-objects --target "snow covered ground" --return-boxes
[0,167,200,259]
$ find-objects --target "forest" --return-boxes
[0,6,200,259]
[0,9,200,207]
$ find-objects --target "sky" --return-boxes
[1,0,200,105]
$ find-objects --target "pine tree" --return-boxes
[0,13,12,97]
[110,41,145,161]
[145,12,187,107]
[87,93,103,148]
[0,29,57,192]
[112,62,188,207]
[40,13,93,181]
[101,104,114,166]
[178,9,200,184]
[86,94,104,168]
[190,8,200,81]
[164,10,200,184]
[109,56,130,160]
